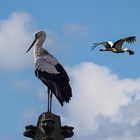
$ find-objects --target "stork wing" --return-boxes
[35,54,70,81]
[55,63,70,81]
[112,36,136,50]
[91,41,112,51]
[35,55,60,74]
[35,54,72,106]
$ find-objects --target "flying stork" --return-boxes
[91,36,136,55]
[26,31,72,112]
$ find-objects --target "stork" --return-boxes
[91,36,136,55]
[26,31,72,112]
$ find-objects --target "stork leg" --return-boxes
[50,92,53,112]
[48,89,50,112]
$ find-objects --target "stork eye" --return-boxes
[35,33,38,38]
[35,33,41,38]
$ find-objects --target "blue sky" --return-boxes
[0,1,140,140]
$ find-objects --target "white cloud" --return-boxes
[90,111,140,140]
[114,101,140,125]
[60,62,140,140]
[0,12,35,70]
[0,12,62,71]
[90,101,140,140]
[63,23,88,39]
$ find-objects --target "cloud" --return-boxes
[0,12,35,70]
[91,102,140,140]
[60,62,140,140]
[115,101,140,125]
[0,12,64,71]
[63,23,88,39]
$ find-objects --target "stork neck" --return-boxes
[33,40,43,59]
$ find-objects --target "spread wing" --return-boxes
[91,41,113,51]
[112,36,136,50]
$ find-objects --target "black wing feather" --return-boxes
[113,36,136,49]
[35,63,72,106]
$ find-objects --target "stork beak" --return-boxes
[26,37,37,53]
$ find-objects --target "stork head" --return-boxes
[26,30,46,53]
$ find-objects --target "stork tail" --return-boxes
[128,49,134,55]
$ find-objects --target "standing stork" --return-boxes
[26,31,72,112]
[91,36,136,55]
